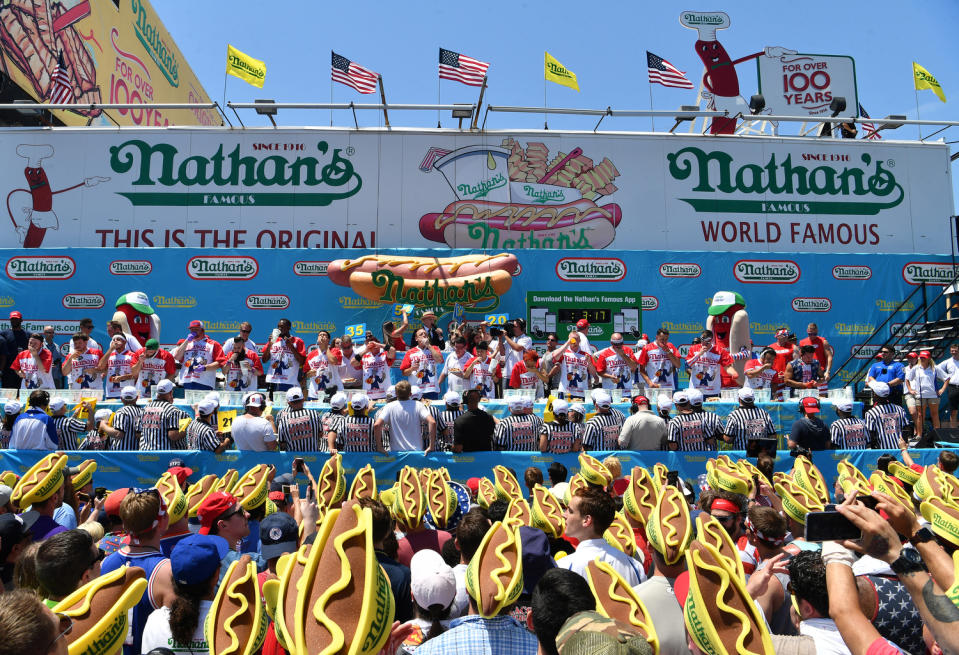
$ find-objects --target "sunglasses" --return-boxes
[239,329,251,334]
[219,506,244,522]
[88,547,105,569]
[48,613,73,650]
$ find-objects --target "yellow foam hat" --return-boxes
[233,464,272,511]
[586,559,660,655]
[379,487,397,510]
[425,471,458,530]
[316,453,347,512]
[791,457,829,505]
[530,484,565,538]
[12,453,67,509]
[349,463,378,501]
[921,497,959,547]
[650,463,669,495]
[264,499,279,517]
[837,474,871,499]
[505,497,533,529]
[185,474,219,518]
[915,464,948,502]
[623,466,658,528]
[579,452,613,488]
[0,470,18,488]
[53,565,147,655]
[707,460,752,496]
[69,459,97,490]
[604,511,639,558]
[465,520,524,618]
[493,465,523,502]
[868,471,913,511]
[394,466,426,531]
[212,468,239,495]
[696,513,746,582]
[205,555,268,655]
[156,471,188,525]
[645,486,693,566]
[774,478,823,525]
[565,473,589,506]
[887,460,922,486]
[476,477,498,509]
[836,460,869,487]
[270,543,313,652]
[684,541,775,655]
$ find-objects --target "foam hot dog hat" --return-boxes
[205,554,268,655]
[736,458,763,481]
[12,452,67,509]
[493,465,523,502]
[695,513,745,582]
[348,463,378,501]
[868,471,913,511]
[232,464,273,511]
[887,460,923,486]
[424,470,458,530]
[52,564,147,655]
[293,499,395,655]
[156,471,188,524]
[790,457,829,505]
[212,468,239,495]
[270,543,313,652]
[394,465,426,531]
[623,466,658,528]
[837,460,870,488]
[920,497,959,547]
[579,452,613,488]
[69,459,98,491]
[650,463,669,495]
[0,470,18,488]
[465,520,524,618]
[774,477,823,525]
[604,511,639,558]
[837,474,871,499]
[505,497,533,528]
[645,485,693,566]
[476,477,498,508]
[564,473,589,506]
[316,453,347,512]
[186,474,220,517]
[586,559,660,655]
[682,540,775,655]
[706,460,751,496]
[914,464,948,502]
[530,484,565,538]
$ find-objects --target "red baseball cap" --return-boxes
[673,570,690,608]
[189,320,204,329]
[920,350,931,359]
[197,491,239,535]
[576,319,589,329]
[800,397,821,413]
[167,466,193,489]
[9,311,21,319]
[268,491,286,502]
[632,395,650,406]
[104,488,131,518]
[466,477,480,494]
[907,352,919,359]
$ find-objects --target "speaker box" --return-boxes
[926,427,959,447]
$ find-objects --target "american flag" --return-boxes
[859,103,881,140]
[647,51,694,89]
[331,52,378,94]
[49,51,73,104]
[439,48,489,87]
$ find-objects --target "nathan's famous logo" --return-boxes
[246,294,290,310]
[293,261,329,276]
[660,262,701,278]
[327,253,518,309]
[186,256,258,281]
[791,297,831,312]
[891,323,920,338]
[152,295,197,308]
[0,295,13,308]
[132,0,179,87]
[662,321,703,334]
[556,257,626,282]
[876,299,915,312]
[835,322,875,336]
[418,139,622,250]
[641,295,659,310]
[63,294,105,309]
[109,139,361,207]
[6,256,75,280]
[339,296,381,310]
[667,147,904,215]
[903,262,959,285]
[750,322,784,335]
[110,260,152,275]
[733,260,799,284]
[832,265,871,280]
[851,344,882,360]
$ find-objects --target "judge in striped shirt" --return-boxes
[864,381,913,450]
[830,398,869,449]
[50,397,94,450]
[667,391,719,451]
[722,387,776,450]
[96,386,144,450]
[187,398,232,453]
[493,396,544,451]
[581,389,626,451]
[330,393,382,453]
[276,387,326,452]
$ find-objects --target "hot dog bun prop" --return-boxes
[604,511,639,558]
[530,484,565,538]
[505,497,533,529]
[586,559,660,655]
[316,453,347,514]
[645,486,693,566]
[695,513,746,582]
[622,467,657,529]
[205,554,268,655]
[493,464,523,502]
[186,474,220,517]
[69,459,97,491]
[465,520,524,618]
[476,477,498,509]
[327,253,518,307]
[424,469,457,530]
[579,452,613,488]
[348,463,378,501]
[53,565,147,655]
[394,465,426,531]
[12,452,67,509]
[156,471,188,525]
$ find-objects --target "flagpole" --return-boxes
[378,77,390,128]
[437,74,442,128]
[648,83,654,131]
[472,76,487,130]
[544,79,548,130]
[330,76,333,127]
[222,71,227,115]
[914,86,923,140]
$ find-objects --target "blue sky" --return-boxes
[161,0,957,199]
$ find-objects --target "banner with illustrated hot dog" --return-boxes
[0,0,218,128]
[0,246,956,390]
[0,127,950,252]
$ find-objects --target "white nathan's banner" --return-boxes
[757,53,858,118]
[0,127,951,253]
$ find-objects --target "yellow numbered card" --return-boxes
[218,409,238,433]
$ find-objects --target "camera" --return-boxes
[789,446,812,459]
[489,326,502,338]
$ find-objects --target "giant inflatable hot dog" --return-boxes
[327,253,518,307]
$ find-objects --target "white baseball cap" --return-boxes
[0,484,12,507]
[836,399,853,412]
[3,400,21,415]
[197,399,217,416]
[204,391,221,406]
[409,549,456,610]
[48,397,66,411]
[508,396,526,411]
[286,387,304,402]
[687,388,704,406]
[569,402,586,416]
[737,387,755,402]
[351,393,370,410]
[411,385,423,400]
[156,379,175,395]
[385,385,397,401]
[94,408,112,422]
[329,392,348,410]
[552,399,569,415]
[244,392,265,408]
[592,390,613,408]
[657,394,674,410]
[869,381,891,398]
[120,386,138,401]
[673,390,690,405]
[443,390,462,406]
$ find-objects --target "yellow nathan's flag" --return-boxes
[913,61,946,103]
[226,45,267,88]
[545,52,579,91]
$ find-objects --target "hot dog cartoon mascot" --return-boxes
[113,291,161,347]
[8,144,109,247]
[706,291,751,387]
[680,11,795,134]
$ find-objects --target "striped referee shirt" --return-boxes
[427,405,464,451]
[53,415,88,451]
[723,406,776,450]
[334,414,378,452]
[830,417,870,449]
[494,414,546,451]
[276,407,326,452]
[187,418,221,451]
[582,409,627,450]
[373,407,391,450]
[864,403,912,449]
[540,421,584,453]
[110,404,144,451]
[668,412,721,451]
[137,400,189,451]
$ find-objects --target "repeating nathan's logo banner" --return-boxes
[110,260,153,275]
[792,297,831,312]
[246,294,290,310]
[62,293,105,309]
[832,264,871,280]
[733,260,800,284]
[660,262,702,278]
[0,129,949,253]
[186,256,258,280]
[555,257,626,282]
[6,256,75,280]
[902,261,959,285]
[293,261,329,276]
